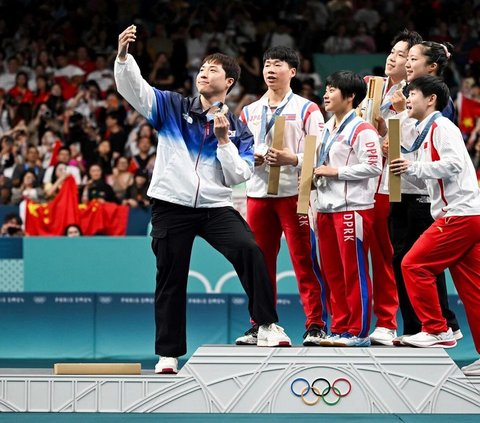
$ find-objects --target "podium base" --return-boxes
[1,346,479,413]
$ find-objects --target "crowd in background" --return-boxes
[1,0,480,216]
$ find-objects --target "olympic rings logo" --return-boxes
[290,377,352,406]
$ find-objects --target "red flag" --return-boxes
[25,175,129,236]
[101,202,129,236]
[48,140,63,167]
[25,175,79,235]
[78,200,129,236]
[458,93,480,134]
[78,200,105,235]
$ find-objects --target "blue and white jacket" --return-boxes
[114,54,254,208]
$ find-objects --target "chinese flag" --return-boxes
[458,93,480,134]
[78,200,105,235]
[101,202,129,236]
[25,175,129,236]
[78,200,129,236]
[25,175,79,235]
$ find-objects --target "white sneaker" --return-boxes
[461,358,480,376]
[235,325,258,345]
[453,329,463,341]
[370,327,397,346]
[332,333,371,347]
[402,328,457,349]
[303,325,327,346]
[257,323,291,347]
[319,333,341,346]
[155,356,178,374]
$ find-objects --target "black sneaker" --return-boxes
[235,324,259,345]
[303,325,327,346]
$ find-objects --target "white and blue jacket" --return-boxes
[114,54,254,208]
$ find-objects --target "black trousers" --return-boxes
[390,194,460,334]
[150,199,278,357]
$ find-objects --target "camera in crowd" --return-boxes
[4,94,19,107]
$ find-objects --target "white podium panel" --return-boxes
[0,346,479,413]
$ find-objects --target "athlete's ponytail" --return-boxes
[418,41,454,77]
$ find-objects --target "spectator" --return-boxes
[186,24,209,74]
[148,52,174,90]
[111,156,134,201]
[45,83,65,119]
[296,55,322,94]
[353,0,380,32]
[0,89,12,136]
[35,50,55,77]
[68,142,87,176]
[86,54,115,94]
[300,78,323,107]
[147,23,173,60]
[96,139,114,176]
[324,24,353,54]
[104,110,128,158]
[97,90,126,133]
[123,168,150,208]
[43,146,82,185]
[53,51,86,100]
[7,71,34,105]
[0,212,24,237]
[71,46,96,75]
[0,135,16,174]
[0,56,21,91]
[33,75,51,107]
[352,22,377,54]
[0,174,13,205]
[11,170,44,204]
[237,43,262,97]
[265,21,295,49]
[43,162,70,200]
[129,135,155,175]
[11,145,44,188]
[64,224,83,237]
[81,163,117,204]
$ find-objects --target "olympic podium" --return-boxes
[1,345,479,414]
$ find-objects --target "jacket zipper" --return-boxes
[193,123,208,207]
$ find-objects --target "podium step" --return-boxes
[1,346,479,413]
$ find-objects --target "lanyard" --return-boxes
[316,112,357,166]
[258,92,294,144]
[401,111,442,154]
[380,80,405,113]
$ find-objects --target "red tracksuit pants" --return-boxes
[317,209,374,338]
[370,193,398,329]
[402,215,480,352]
[247,196,325,329]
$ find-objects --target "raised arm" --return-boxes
[114,26,155,122]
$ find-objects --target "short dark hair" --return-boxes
[407,75,449,112]
[4,212,22,225]
[325,70,367,109]
[58,146,70,155]
[416,41,454,77]
[201,53,240,94]
[263,46,300,70]
[391,29,423,50]
[106,110,121,123]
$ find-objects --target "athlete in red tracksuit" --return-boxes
[314,71,382,347]
[358,30,422,345]
[237,46,327,346]
[390,75,480,376]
